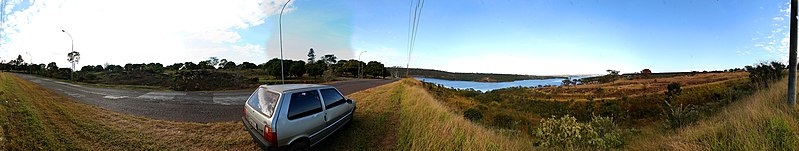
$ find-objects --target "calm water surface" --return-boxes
[415,76,590,92]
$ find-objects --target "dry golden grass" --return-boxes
[628,76,799,150]
[538,72,748,100]
[315,81,402,150]
[395,79,532,151]
[0,72,258,150]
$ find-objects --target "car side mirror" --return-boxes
[346,99,353,104]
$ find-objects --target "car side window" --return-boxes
[287,90,323,120]
[320,88,345,109]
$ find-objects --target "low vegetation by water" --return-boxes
[389,67,564,82]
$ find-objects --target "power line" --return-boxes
[406,0,424,77]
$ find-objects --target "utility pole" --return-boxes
[358,51,366,78]
[789,0,797,105]
[278,0,292,84]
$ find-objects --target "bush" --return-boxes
[662,101,699,129]
[745,61,785,88]
[171,70,258,91]
[492,113,515,129]
[533,115,625,149]
[463,108,483,122]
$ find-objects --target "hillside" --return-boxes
[0,72,529,150]
[631,77,799,150]
[387,67,564,82]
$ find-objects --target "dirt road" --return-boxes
[11,73,397,122]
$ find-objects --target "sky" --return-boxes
[0,0,792,75]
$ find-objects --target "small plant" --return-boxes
[463,108,483,121]
[533,115,624,149]
[662,101,699,129]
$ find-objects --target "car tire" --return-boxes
[288,141,309,151]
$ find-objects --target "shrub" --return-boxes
[745,61,785,88]
[533,115,625,149]
[171,70,258,91]
[463,108,483,122]
[492,113,515,129]
[662,101,699,129]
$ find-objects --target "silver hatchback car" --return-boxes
[242,84,355,151]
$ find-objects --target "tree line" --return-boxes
[0,48,392,81]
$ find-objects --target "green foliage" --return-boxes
[662,102,699,129]
[492,113,515,129]
[289,60,306,77]
[306,62,325,77]
[745,61,785,88]
[533,115,624,149]
[364,61,387,78]
[463,108,483,121]
[171,70,257,91]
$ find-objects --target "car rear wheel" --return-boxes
[288,141,309,151]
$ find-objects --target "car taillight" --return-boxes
[264,125,277,145]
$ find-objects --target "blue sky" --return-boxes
[0,0,791,75]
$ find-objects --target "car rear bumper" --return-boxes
[243,117,278,150]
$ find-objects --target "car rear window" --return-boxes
[287,90,323,120]
[320,88,345,109]
[247,88,280,118]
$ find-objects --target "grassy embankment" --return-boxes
[0,71,529,150]
[318,79,530,150]
[631,77,799,150]
[0,72,257,150]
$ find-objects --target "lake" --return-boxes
[415,76,590,92]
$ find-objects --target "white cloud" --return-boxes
[0,0,294,67]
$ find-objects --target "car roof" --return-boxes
[259,84,332,92]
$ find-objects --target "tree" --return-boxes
[265,58,284,78]
[208,57,220,68]
[307,62,325,77]
[93,65,104,72]
[67,51,80,75]
[166,63,184,71]
[364,61,386,78]
[46,62,59,76]
[198,60,215,69]
[14,55,24,66]
[600,69,621,83]
[238,62,257,70]
[289,60,306,77]
[183,62,198,70]
[221,61,237,70]
[105,65,123,72]
[641,69,652,78]
[81,65,96,72]
[562,79,572,86]
[321,54,337,65]
[307,48,316,64]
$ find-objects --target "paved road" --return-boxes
[11,73,397,122]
